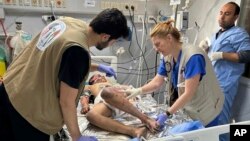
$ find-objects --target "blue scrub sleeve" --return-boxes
[232,31,250,52]
[157,59,167,76]
[185,54,206,80]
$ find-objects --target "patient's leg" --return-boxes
[100,87,158,132]
[86,103,147,137]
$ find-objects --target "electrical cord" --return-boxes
[117,65,159,71]
[50,0,56,21]
[143,0,148,35]
[127,8,135,60]
[130,8,150,82]
[115,71,156,75]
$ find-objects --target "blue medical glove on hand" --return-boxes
[156,113,168,130]
[77,135,98,141]
[97,64,117,79]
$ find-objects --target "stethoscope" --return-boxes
[165,60,185,88]
[165,61,172,73]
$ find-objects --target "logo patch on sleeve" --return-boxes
[36,20,66,51]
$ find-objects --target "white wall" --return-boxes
[1,0,247,105]
[0,0,173,88]
[186,0,241,45]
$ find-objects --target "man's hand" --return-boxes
[97,64,117,79]
[209,52,223,61]
[77,135,98,141]
[198,38,210,52]
[125,88,143,99]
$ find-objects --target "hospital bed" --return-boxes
[57,95,250,141]
[51,56,250,141]
[150,120,250,141]
[50,56,192,141]
[58,94,193,141]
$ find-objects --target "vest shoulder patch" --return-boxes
[36,20,66,51]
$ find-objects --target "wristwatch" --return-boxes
[82,90,91,97]
[166,110,172,117]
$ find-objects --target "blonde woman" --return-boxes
[126,20,224,128]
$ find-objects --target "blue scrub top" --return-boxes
[158,51,206,89]
[209,26,250,93]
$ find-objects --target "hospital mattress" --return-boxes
[55,95,192,141]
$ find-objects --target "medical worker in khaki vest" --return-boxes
[0,8,129,141]
[125,20,224,128]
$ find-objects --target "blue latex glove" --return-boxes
[77,135,98,141]
[97,64,117,79]
[156,113,168,130]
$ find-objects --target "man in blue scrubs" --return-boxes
[201,2,250,141]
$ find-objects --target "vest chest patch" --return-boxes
[36,20,66,51]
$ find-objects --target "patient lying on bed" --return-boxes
[80,74,159,138]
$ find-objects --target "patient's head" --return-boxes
[88,74,108,85]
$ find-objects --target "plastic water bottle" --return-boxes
[10,22,32,58]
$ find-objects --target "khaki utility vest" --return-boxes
[3,17,90,134]
[164,44,224,125]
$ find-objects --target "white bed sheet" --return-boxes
[59,95,192,141]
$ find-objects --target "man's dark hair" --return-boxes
[227,2,240,15]
[90,8,129,40]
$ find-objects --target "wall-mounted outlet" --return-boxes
[137,15,144,23]
[148,16,157,24]
[136,15,156,24]
[130,3,137,12]
[123,3,137,12]
[42,15,55,23]
[124,3,129,10]
[42,15,65,24]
